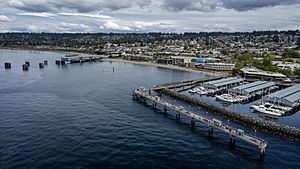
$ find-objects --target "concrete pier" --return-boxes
[133,88,268,158]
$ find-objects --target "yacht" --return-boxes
[264,102,292,112]
[216,94,235,103]
[251,103,285,117]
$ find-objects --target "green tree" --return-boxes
[278,68,292,76]
[283,49,300,58]
[294,68,300,79]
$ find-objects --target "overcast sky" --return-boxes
[0,0,300,33]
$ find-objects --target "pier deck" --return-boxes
[133,88,268,157]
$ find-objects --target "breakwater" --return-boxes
[159,89,300,142]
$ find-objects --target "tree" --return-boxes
[278,68,292,76]
[294,68,300,79]
[297,37,300,49]
[283,49,300,58]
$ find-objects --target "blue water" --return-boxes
[0,49,299,169]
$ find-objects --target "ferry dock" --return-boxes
[133,88,268,158]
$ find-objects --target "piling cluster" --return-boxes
[159,89,300,142]
[3,60,49,71]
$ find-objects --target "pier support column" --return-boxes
[152,102,157,109]
[208,127,213,135]
[176,113,180,120]
[230,136,236,146]
[143,98,147,105]
[260,148,266,159]
[163,106,167,115]
[191,119,195,128]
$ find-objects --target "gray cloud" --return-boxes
[222,0,300,11]
[7,0,150,12]
[163,0,221,12]
[163,0,300,12]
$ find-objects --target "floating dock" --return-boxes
[133,88,268,158]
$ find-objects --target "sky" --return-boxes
[0,0,300,33]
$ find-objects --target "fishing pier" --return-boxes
[133,88,268,158]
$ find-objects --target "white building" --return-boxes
[171,56,195,66]
[203,63,235,71]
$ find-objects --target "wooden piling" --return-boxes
[4,62,11,69]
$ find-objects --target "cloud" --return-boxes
[58,12,111,19]
[221,0,300,11]
[6,0,148,12]
[163,0,300,12]
[8,0,54,12]
[18,12,57,18]
[100,21,133,31]
[163,0,221,12]
[0,15,11,22]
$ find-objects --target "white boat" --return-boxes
[216,94,248,103]
[197,90,208,95]
[189,86,209,95]
[264,103,292,112]
[216,94,235,103]
[251,104,284,117]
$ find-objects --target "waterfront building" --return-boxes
[171,56,195,67]
[240,67,286,81]
[203,63,235,71]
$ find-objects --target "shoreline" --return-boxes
[102,58,227,77]
[0,46,227,76]
[0,46,101,57]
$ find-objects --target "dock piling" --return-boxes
[191,119,195,127]
[55,60,61,65]
[176,112,180,120]
[22,64,29,71]
[25,61,30,67]
[39,63,44,69]
[4,62,11,69]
